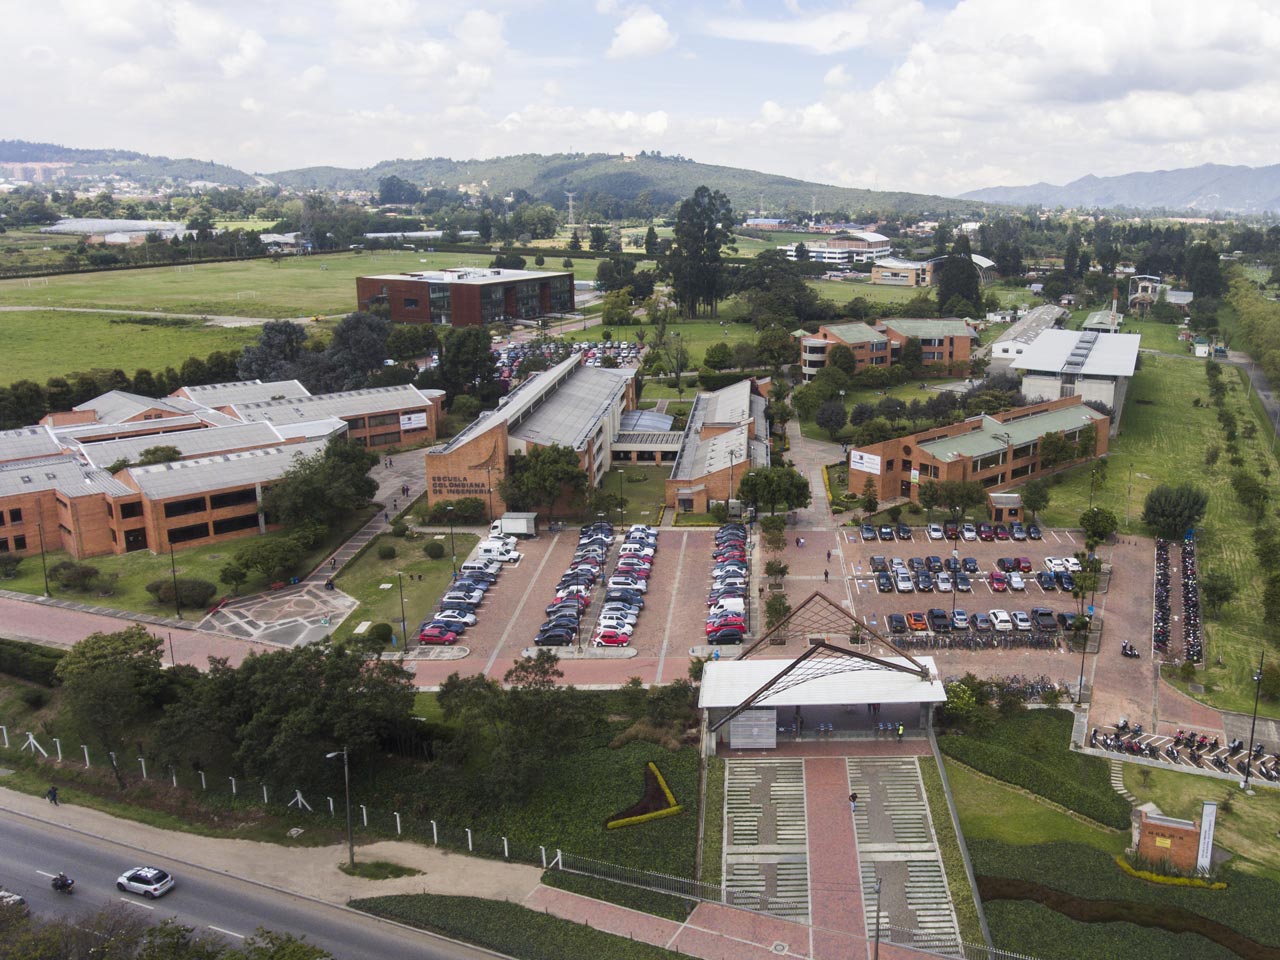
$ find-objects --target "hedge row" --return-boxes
[970,840,1280,949]
[539,870,695,921]
[984,898,1240,960]
[0,637,64,686]
[352,894,687,959]
[936,709,1131,829]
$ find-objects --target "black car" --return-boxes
[907,556,926,573]
[1057,611,1087,630]
[539,617,579,634]
[861,524,877,542]
[535,629,574,646]
[604,590,644,607]
[916,571,935,592]
[870,555,889,573]
[996,557,1019,572]
[887,613,907,634]
[1031,607,1057,629]
[928,608,951,632]
[878,525,896,542]
[944,556,960,573]
[1058,571,1076,591]
[962,557,979,574]
[1036,571,1057,590]
[708,627,745,645]
[896,524,913,540]
[876,572,894,592]
[1027,525,1043,540]
[925,555,943,573]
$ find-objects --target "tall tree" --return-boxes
[437,325,494,398]
[327,311,390,390]
[667,186,734,318]
[237,320,310,382]
[934,235,982,318]
[643,225,659,255]
[1142,483,1209,539]
[261,437,378,527]
[1020,478,1050,521]
[815,399,848,439]
[497,444,587,517]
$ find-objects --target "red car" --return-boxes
[706,616,746,634]
[990,571,1008,592]
[592,629,631,647]
[977,523,995,541]
[994,524,1011,540]
[1016,556,1033,573]
[418,625,458,645]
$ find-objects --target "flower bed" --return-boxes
[606,762,683,829]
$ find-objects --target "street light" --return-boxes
[728,447,737,517]
[396,571,407,647]
[615,467,625,528]
[446,505,457,577]
[325,746,355,869]
[168,540,182,620]
[873,878,882,960]
[36,521,49,597]
[1244,653,1265,791]
[486,465,495,522]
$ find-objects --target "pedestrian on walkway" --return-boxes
[795,536,800,547]
[897,722,904,741]
[826,549,832,562]
[330,558,337,569]
[849,792,858,814]
[384,511,390,522]
[46,785,59,805]
[824,569,829,583]
[392,499,398,510]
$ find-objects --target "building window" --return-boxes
[167,522,210,545]
[8,508,21,524]
[13,535,26,551]
[885,459,895,472]
[1010,463,1033,479]
[213,513,261,535]
[110,528,118,543]
[163,496,208,519]
[901,459,912,472]
[210,488,259,510]
[106,502,114,518]
[981,473,1006,488]
[367,413,399,428]
[974,451,1006,472]
[368,431,401,447]
[403,297,419,309]
[120,502,143,519]
[0,539,6,553]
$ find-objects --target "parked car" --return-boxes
[1027,524,1043,540]
[996,557,1019,572]
[990,571,1008,592]
[1032,607,1057,629]
[1036,571,1057,590]
[1058,571,1076,591]
[418,625,459,645]
[936,572,953,592]
[906,611,929,632]
[117,867,175,899]
[888,613,907,634]
[604,589,644,607]
[961,523,977,541]
[596,617,635,635]
[943,521,960,540]
[607,576,647,593]
[432,609,476,628]
[989,609,1013,632]
[707,627,745,645]
[1016,557,1033,573]
[928,608,951,632]
[536,629,574,647]
[994,524,1011,540]
[870,556,889,573]
[1011,610,1032,631]
[860,524,877,542]
[707,616,746,634]
[1010,523,1027,541]
[1007,571,1026,591]
[876,572,894,592]
[972,612,993,633]
[962,556,979,573]
[927,523,944,540]
[916,571,935,592]
[896,523,913,540]
[894,572,915,593]
[592,629,631,647]
[879,525,896,542]
[955,572,972,592]
[925,555,943,573]
[952,609,970,630]
[977,523,995,541]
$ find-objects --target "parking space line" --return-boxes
[654,530,687,684]
[484,532,561,675]
[209,926,245,939]
[120,898,154,910]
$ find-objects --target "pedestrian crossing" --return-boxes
[848,757,962,956]
[724,759,810,921]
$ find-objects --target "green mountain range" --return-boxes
[1,139,986,216]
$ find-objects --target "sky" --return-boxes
[8,0,1280,197]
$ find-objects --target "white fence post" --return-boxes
[466,828,472,852]
[53,738,61,762]
[328,797,335,816]
[360,804,368,827]
[198,771,206,790]
[431,820,438,845]
[394,812,401,835]
[540,846,547,869]
[171,767,177,788]
[82,745,90,768]
[137,757,147,779]
[229,776,237,796]
[503,836,509,859]
[0,725,7,748]
[262,784,268,804]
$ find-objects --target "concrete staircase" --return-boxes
[724,759,810,921]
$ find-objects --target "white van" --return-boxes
[708,597,745,617]
[478,542,521,563]
[482,535,517,551]
[460,560,501,577]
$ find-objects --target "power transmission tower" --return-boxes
[564,191,576,228]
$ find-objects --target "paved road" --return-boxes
[0,304,319,328]
[0,809,503,960]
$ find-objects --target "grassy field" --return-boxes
[212,218,280,231]
[1037,355,1280,716]
[612,464,672,523]
[329,532,480,647]
[0,250,527,319]
[920,758,984,946]
[946,759,1126,854]
[1123,764,1280,879]
[0,229,83,271]
[797,380,940,443]
[0,509,374,617]
[0,310,259,384]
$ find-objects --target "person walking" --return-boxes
[896,722,905,742]
[46,785,59,806]
[824,569,829,583]
[826,549,832,562]
[849,792,858,814]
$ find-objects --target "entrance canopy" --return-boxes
[700,654,947,711]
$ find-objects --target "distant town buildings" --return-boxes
[778,232,892,264]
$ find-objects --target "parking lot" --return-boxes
[402,528,715,688]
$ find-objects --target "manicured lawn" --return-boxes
[0,250,508,319]
[0,510,374,618]
[796,380,941,443]
[1123,763,1280,877]
[0,310,259,384]
[330,532,480,647]
[920,758,985,946]
[946,758,1126,854]
[1037,354,1280,716]
[610,464,671,524]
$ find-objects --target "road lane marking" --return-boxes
[209,926,245,939]
[120,898,154,910]
[36,869,56,878]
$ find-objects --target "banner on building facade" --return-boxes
[849,451,881,475]
[1197,801,1217,874]
[400,411,428,430]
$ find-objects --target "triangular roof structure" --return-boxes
[739,590,924,666]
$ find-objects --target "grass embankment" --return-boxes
[540,870,694,921]
[796,380,939,444]
[1037,353,1280,716]
[0,311,259,384]
[330,532,479,647]
[0,509,374,618]
[700,756,725,887]
[353,895,687,960]
[919,758,985,946]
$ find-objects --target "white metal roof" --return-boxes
[698,656,947,709]
[1009,330,1140,379]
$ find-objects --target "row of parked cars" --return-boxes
[592,525,660,647]
[887,607,1064,635]
[706,523,749,644]
[417,536,523,644]
[860,521,1044,543]
[871,555,1083,595]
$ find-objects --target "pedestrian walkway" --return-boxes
[1109,759,1138,805]
[846,757,961,956]
[724,758,809,920]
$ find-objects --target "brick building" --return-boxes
[0,379,445,560]
[356,268,575,327]
[666,380,771,513]
[847,396,1110,504]
[792,318,975,382]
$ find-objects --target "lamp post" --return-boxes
[615,467,625,528]
[325,747,355,869]
[168,540,182,620]
[486,465,495,522]
[446,505,456,576]
[1244,653,1265,791]
[873,878,882,960]
[951,547,959,617]
[396,571,407,647]
[1075,617,1089,705]
[728,447,736,517]
[36,521,49,597]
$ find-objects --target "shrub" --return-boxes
[367,622,395,647]
[377,544,397,560]
[18,687,49,709]
[425,497,486,524]
[424,541,446,559]
[49,560,101,592]
[391,520,409,537]
[0,554,20,579]
[0,638,64,686]
[147,578,218,608]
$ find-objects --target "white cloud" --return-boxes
[707,0,924,54]
[823,64,849,87]
[607,6,676,59]
[102,61,151,87]
[298,65,327,92]
[240,96,263,113]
